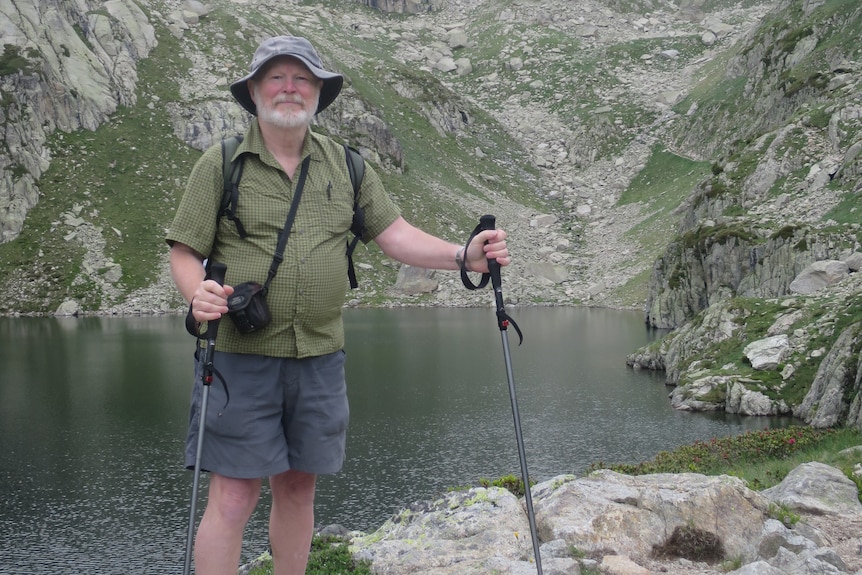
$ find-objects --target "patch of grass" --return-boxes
[614,267,654,307]
[588,426,862,498]
[767,502,801,527]
[479,474,535,497]
[0,44,39,76]
[245,535,373,575]
[610,146,712,299]
[722,555,746,571]
[678,222,759,253]
[607,35,708,64]
[821,184,862,225]
[619,146,712,207]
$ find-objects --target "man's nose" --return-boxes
[280,77,302,92]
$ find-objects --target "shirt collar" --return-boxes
[242,119,322,168]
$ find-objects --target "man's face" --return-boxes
[250,57,322,128]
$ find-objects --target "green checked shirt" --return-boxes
[166,120,400,358]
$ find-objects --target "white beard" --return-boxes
[256,93,319,128]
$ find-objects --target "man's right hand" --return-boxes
[192,280,235,323]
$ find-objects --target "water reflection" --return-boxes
[0,309,799,573]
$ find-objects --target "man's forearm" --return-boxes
[169,244,207,303]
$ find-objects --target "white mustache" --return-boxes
[273,95,304,105]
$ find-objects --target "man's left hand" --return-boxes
[466,229,509,272]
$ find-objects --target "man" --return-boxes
[166,35,509,575]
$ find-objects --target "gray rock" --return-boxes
[762,462,862,516]
[744,334,791,371]
[350,463,862,575]
[790,261,850,295]
[54,300,80,316]
[533,471,766,563]
[394,265,438,295]
[525,262,568,284]
[796,323,862,427]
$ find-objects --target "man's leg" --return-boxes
[269,469,317,575]
[194,474,262,575]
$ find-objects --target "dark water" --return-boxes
[0,308,797,573]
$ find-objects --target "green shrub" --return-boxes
[479,474,534,497]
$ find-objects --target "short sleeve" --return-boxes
[165,144,223,257]
[356,162,400,242]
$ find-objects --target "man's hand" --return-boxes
[465,228,509,273]
[192,280,235,323]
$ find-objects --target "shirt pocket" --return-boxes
[302,179,355,236]
[231,172,295,240]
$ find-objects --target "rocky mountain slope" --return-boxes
[1,0,861,424]
[0,0,791,312]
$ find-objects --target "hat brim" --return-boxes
[230,54,343,116]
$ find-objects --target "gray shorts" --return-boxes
[185,350,349,478]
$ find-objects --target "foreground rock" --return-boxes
[349,460,862,575]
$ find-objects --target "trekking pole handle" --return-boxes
[479,214,503,291]
[209,261,228,287]
[476,214,523,342]
[478,214,510,335]
[202,261,227,385]
[207,261,227,338]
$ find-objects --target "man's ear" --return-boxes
[248,81,258,107]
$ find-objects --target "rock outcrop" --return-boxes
[0,0,157,242]
[630,271,862,427]
[348,460,862,575]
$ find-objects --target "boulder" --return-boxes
[789,260,850,294]
[762,462,862,516]
[743,334,791,370]
[394,265,438,295]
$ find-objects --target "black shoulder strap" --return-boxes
[262,156,311,293]
[344,144,366,289]
[221,135,248,238]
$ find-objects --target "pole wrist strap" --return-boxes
[459,223,491,290]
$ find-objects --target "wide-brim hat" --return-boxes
[230,35,344,115]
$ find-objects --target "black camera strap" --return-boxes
[262,155,311,295]
[185,156,310,339]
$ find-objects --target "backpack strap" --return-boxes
[344,144,366,289]
[221,135,248,238]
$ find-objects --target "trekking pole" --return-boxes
[183,261,227,575]
[476,215,542,575]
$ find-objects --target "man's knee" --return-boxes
[270,470,317,506]
[208,475,261,523]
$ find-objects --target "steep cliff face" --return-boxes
[645,223,858,329]
[671,0,862,161]
[796,321,862,428]
[631,282,862,428]
[0,0,156,242]
[643,0,862,330]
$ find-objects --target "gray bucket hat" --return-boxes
[230,36,344,115]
